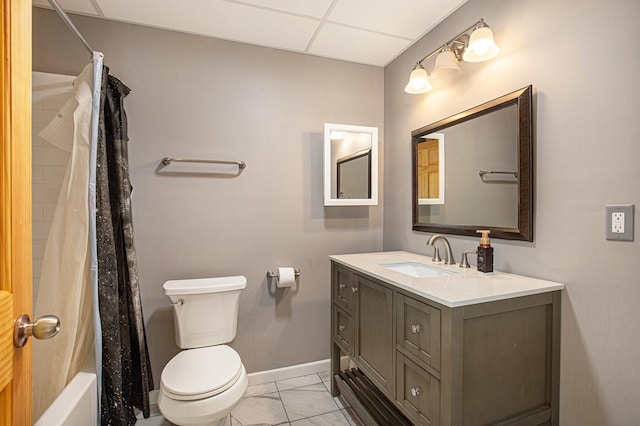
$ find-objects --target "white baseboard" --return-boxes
[247,359,331,386]
[149,389,159,405]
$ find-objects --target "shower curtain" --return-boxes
[33,63,96,420]
[95,66,153,424]
[33,59,152,425]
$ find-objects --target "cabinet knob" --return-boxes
[339,283,346,290]
[411,324,422,334]
[351,287,358,293]
[339,324,346,331]
[410,387,422,397]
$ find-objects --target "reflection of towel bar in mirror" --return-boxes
[479,170,518,179]
[161,157,246,169]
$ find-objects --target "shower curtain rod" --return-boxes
[47,0,94,55]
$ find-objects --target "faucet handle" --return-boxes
[459,250,477,268]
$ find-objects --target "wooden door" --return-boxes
[0,1,33,425]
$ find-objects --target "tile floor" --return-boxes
[136,371,362,426]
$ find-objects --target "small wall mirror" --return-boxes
[324,123,378,206]
[412,86,533,241]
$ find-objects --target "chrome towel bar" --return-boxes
[161,157,246,169]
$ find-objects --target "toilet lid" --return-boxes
[161,346,243,401]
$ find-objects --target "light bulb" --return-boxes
[404,64,432,94]
[431,48,461,80]
[463,25,499,62]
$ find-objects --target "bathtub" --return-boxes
[34,372,97,426]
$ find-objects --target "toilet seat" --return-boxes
[160,345,242,401]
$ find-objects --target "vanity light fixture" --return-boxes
[404,18,499,95]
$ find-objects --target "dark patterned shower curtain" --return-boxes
[96,66,153,425]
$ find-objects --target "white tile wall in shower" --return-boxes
[31,71,75,307]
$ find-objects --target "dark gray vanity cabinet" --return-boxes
[331,261,561,426]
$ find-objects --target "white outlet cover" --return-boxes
[612,212,625,233]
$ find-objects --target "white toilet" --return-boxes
[158,276,248,426]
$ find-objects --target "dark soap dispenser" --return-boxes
[476,230,494,273]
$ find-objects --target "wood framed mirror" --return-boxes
[412,86,533,241]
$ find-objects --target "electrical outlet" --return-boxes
[612,212,625,233]
[606,204,634,241]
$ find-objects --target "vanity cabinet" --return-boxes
[330,260,561,426]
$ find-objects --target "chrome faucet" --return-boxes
[427,234,456,265]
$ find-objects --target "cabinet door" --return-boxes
[397,352,440,426]
[333,264,356,313]
[396,294,441,371]
[356,276,394,395]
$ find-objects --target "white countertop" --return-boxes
[330,251,564,308]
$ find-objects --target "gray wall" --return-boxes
[384,0,640,424]
[33,8,384,384]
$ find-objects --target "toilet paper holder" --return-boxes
[266,269,301,279]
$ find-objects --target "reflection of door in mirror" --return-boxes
[418,140,438,198]
[337,149,371,199]
[417,133,445,205]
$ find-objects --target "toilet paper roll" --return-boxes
[277,267,296,288]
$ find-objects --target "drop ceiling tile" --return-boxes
[308,23,412,67]
[33,0,101,15]
[229,0,334,19]
[328,0,468,38]
[40,0,470,67]
[97,0,320,51]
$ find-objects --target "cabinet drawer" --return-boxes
[333,264,356,312]
[396,294,441,371]
[396,352,440,426]
[333,306,354,355]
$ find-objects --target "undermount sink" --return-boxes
[379,261,459,278]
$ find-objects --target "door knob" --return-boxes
[14,314,60,348]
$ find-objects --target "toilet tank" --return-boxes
[163,276,247,349]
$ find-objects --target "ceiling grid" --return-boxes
[33,0,469,67]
